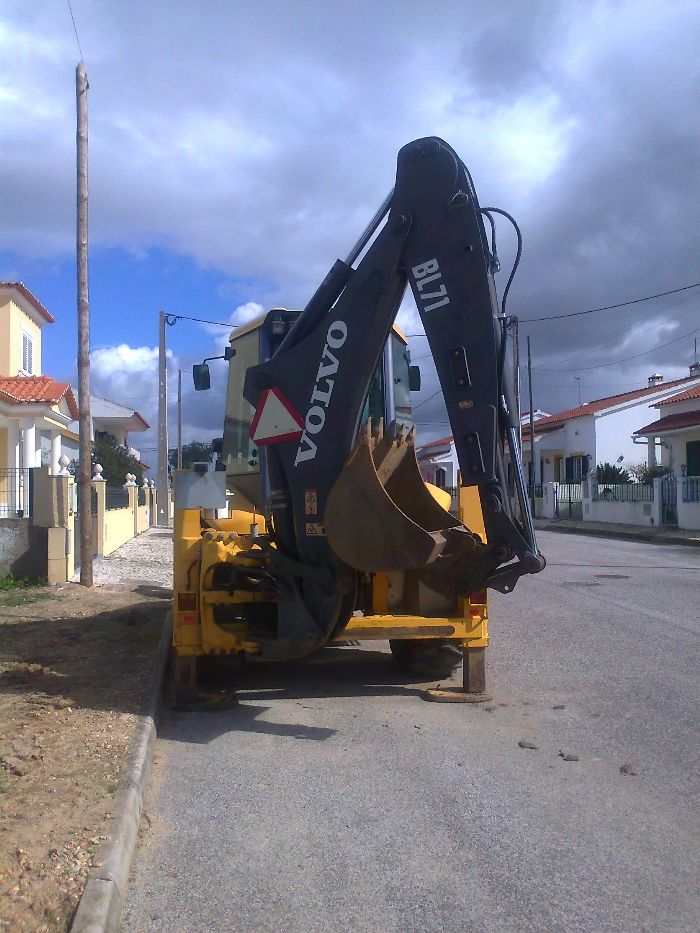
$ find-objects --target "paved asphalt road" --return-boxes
[123,531,699,932]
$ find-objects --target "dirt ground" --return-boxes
[0,534,171,931]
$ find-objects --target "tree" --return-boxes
[596,462,632,484]
[168,441,214,472]
[626,462,670,484]
[93,434,144,487]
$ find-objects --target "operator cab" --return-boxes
[194,307,420,509]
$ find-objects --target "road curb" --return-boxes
[71,612,172,933]
[536,523,700,548]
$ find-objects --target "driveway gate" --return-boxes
[660,475,677,526]
[555,483,582,520]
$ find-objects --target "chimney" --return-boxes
[691,361,700,378]
[647,373,663,386]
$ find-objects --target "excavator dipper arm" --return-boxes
[242,137,544,658]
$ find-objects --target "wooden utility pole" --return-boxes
[156,311,169,526]
[527,335,536,519]
[76,62,93,586]
[177,368,183,470]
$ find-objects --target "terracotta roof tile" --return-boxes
[634,409,700,435]
[0,282,54,323]
[521,376,700,435]
[656,385,700,406]
[0,376,78,419]
[417,434,453,450]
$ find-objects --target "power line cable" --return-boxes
[165,312,235,327]
[411,387,443,411]
[535,327,699,373]
[66,0,85,62]
[531,296,697,370]
[521,282,700,323]
[405,281,700,337]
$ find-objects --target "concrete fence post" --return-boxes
[65,476,75,580]
[582,469,596,522]
[92,475,106,556]
[541,482,557,519]
[37,472,72,585]
[124,475,138,536]
[652,477,663,526]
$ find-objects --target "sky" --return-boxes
[1,0,699,468]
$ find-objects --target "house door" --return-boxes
[687,440,700,476]
[554,455,562,482]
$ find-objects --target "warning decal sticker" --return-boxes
[305,489,318,515]
[249,387,304,446]
[305,522,326,536]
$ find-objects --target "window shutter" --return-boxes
[22,333,33,374]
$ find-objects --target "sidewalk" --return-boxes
[71,527,173,587]
[535,518,700,548]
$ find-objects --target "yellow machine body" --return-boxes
[172,482,488,662]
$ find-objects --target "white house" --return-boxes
[62,395,150,469]
[416,369,700,489]
[0,283,78,479]
[633,370,700,476]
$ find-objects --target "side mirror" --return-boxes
[224,346,236,361]
[193,363,211,391]
[211,437,223,454]
[408,365,421,392]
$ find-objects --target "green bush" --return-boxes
[596,462,632,484]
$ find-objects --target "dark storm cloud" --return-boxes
[1,0,698,437]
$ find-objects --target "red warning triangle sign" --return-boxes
[249,388,304,446]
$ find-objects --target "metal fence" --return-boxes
[106,486,130,510]
[593,483,654,502]
[555,483,582,520]
[682,477,700,503]
[76,483,98,513]
[0,467,33,518]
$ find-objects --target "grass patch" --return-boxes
[0,574,48,592]
[0,574,53,607]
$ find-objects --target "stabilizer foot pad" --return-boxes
[422,687,493,704]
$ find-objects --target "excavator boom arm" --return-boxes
[241,137,544,657]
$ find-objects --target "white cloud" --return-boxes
[2,0,699,429]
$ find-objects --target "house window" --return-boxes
[565,455,590,483]
[21,331,34,374]
[687,440,700,477]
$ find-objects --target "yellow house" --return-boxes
[0,283,79,515]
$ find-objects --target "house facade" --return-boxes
[62,396,150,468]
[0,283,150,517]
[416,370,700,491]
[0,283,78,480]
[517,371,700,487]
[633,370,700,476]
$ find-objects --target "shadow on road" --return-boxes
[164,645,462,745]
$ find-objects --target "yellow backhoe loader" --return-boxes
[172,137,544,706]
